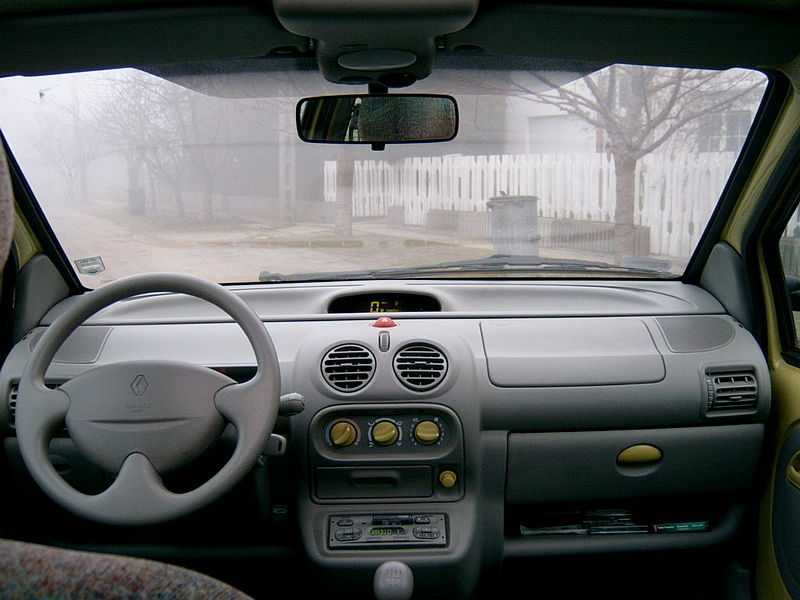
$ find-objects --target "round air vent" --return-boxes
[321,344,376,392]
[393,343,448,391]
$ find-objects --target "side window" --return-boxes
[779,203,800,344]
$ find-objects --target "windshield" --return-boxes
[0,60,768,287]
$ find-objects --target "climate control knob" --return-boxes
[330,420,358,447]
[372,421,399,446]
[414,420,441,445]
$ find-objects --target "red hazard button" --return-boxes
[372,317,397,328]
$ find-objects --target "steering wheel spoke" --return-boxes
[91,453,174,520]
[44,453,176,526]
[213,382,250,426]
[17,384,70,433]
[214,378,274,428]
[15,383,70,478]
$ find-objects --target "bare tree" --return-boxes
[526,65,764,258]
[92,72,189,217]
[26,111,88,202]
[93,72,238,221]
[93,70,291,223]
[180,92,235,222]
[28,81,100,203]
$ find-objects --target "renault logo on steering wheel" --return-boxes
[130,374,148,396]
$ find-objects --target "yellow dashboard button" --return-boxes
[439,470,457,489]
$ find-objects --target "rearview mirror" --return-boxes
[296,94,458,145]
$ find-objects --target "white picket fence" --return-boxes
[324,151,738,259]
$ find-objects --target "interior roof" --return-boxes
[0,1,798,78]
[3,0,800,15]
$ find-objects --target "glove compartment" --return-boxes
[506,424,763,504]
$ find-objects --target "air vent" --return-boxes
[321,344,376,392]
[394,343,448,391]
[7,384,17,427]
[706,371,758,413]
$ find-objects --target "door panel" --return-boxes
[772,428,800,598]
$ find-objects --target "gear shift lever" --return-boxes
[374,561,413,600]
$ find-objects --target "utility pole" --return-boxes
[70,78,89,204]
[277,101,296,223]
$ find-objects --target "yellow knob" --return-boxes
[330,421,357,447]
[414,420,441,445]
[439,470,457,489]
[372,421,399,446]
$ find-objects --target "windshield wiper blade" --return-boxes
[368,255,671,277]
[262,255,673,282]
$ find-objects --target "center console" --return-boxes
[308,404,464,550]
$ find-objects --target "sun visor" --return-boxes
[145,55,603,99]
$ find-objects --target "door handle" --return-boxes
[787,452,800,489]
[617,444,662,465]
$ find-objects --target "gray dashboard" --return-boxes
[0,278,770,597]
[37,279,725,323]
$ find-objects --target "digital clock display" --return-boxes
[369,299,401,313]
[370,526,405,536]
[328,293,441,314]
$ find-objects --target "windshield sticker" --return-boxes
[74,256,105,276]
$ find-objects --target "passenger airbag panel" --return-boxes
[482,318,665,386]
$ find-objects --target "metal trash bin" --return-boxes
[487,195,540,255]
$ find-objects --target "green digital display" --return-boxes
[369,300,402,313]
[328,293,441,314]
[370,526,404,536]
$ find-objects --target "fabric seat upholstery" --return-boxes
[0,539,253,599]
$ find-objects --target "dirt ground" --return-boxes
[43,195,665,288]
[44,199,501,287]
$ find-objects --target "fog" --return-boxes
[0,63,766,286]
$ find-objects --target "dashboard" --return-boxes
[0,278,770,598]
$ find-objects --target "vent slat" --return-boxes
[322,344,375,392]
[706,370,758,414]
[394,343,448,391]
[714,401,757,406]
[8,384,17,428]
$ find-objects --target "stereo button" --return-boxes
[412,527,440,540]
[334,527,363,542]
[414,515,431,524]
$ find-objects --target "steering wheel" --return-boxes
[15,273,280,526]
